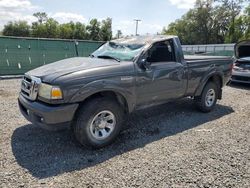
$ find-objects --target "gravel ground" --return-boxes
[0,79,249,188]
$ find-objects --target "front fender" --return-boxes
[69,79,136,112]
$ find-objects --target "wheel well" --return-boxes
[80,91,129,114]
[207,75,222,89]
[207,74,223,99]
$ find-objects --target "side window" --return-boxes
[147,40,175,63]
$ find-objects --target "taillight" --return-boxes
[230,63,234,75]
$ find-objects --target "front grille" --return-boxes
[232,75,250,82]
[21,75,41,101]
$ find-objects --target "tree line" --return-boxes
[1,1,250,44]
[2,12,112,41]
[163,0,250,44]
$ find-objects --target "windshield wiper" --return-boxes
[97,55,120,62]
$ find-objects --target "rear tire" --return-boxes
[73,97,124,148]
[195,82,218,113]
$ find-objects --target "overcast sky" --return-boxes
[0,0,196,35]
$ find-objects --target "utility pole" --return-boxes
[134,19,141,36]
[117,30,122,39]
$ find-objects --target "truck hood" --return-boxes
[235,40,250,59]
[27,57,120,82]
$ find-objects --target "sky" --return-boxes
[0,0,196,35]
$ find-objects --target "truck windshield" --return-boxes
[92,42,145,61]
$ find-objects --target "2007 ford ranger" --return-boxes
[18,35,233,148]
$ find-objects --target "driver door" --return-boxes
[135,39,185,106]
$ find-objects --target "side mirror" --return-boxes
[140,58,151,70]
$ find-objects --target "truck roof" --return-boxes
[111,35,177,45]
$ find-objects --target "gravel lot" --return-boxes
[0,79,249,188]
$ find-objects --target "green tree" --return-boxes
[3,21,31,37]
[73,22,86,39]
[193,0,212,43]
[44,18,59,38]
[32,14,59,38]
[1,12,113,41]
[59,22,74,39]
[33,12,48,24]
[163,0,249,44]
[100,18,112,41]
[209,5,231,43]
[162,9,204,44]
[242,5,250,39]
[216,0,246,43]
[31,22,47,37]
[86,19,101,40]
[32,12,48,38]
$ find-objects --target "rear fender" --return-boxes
[194,71,223,98]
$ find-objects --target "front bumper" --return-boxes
[18,94,79,131]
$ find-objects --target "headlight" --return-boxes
[38,83,63,100]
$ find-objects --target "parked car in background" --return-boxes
[231,40,250,84]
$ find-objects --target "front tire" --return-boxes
[195,82,218,113]
[73,97,124,148]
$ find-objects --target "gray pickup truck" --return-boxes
[18,35,233,148]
